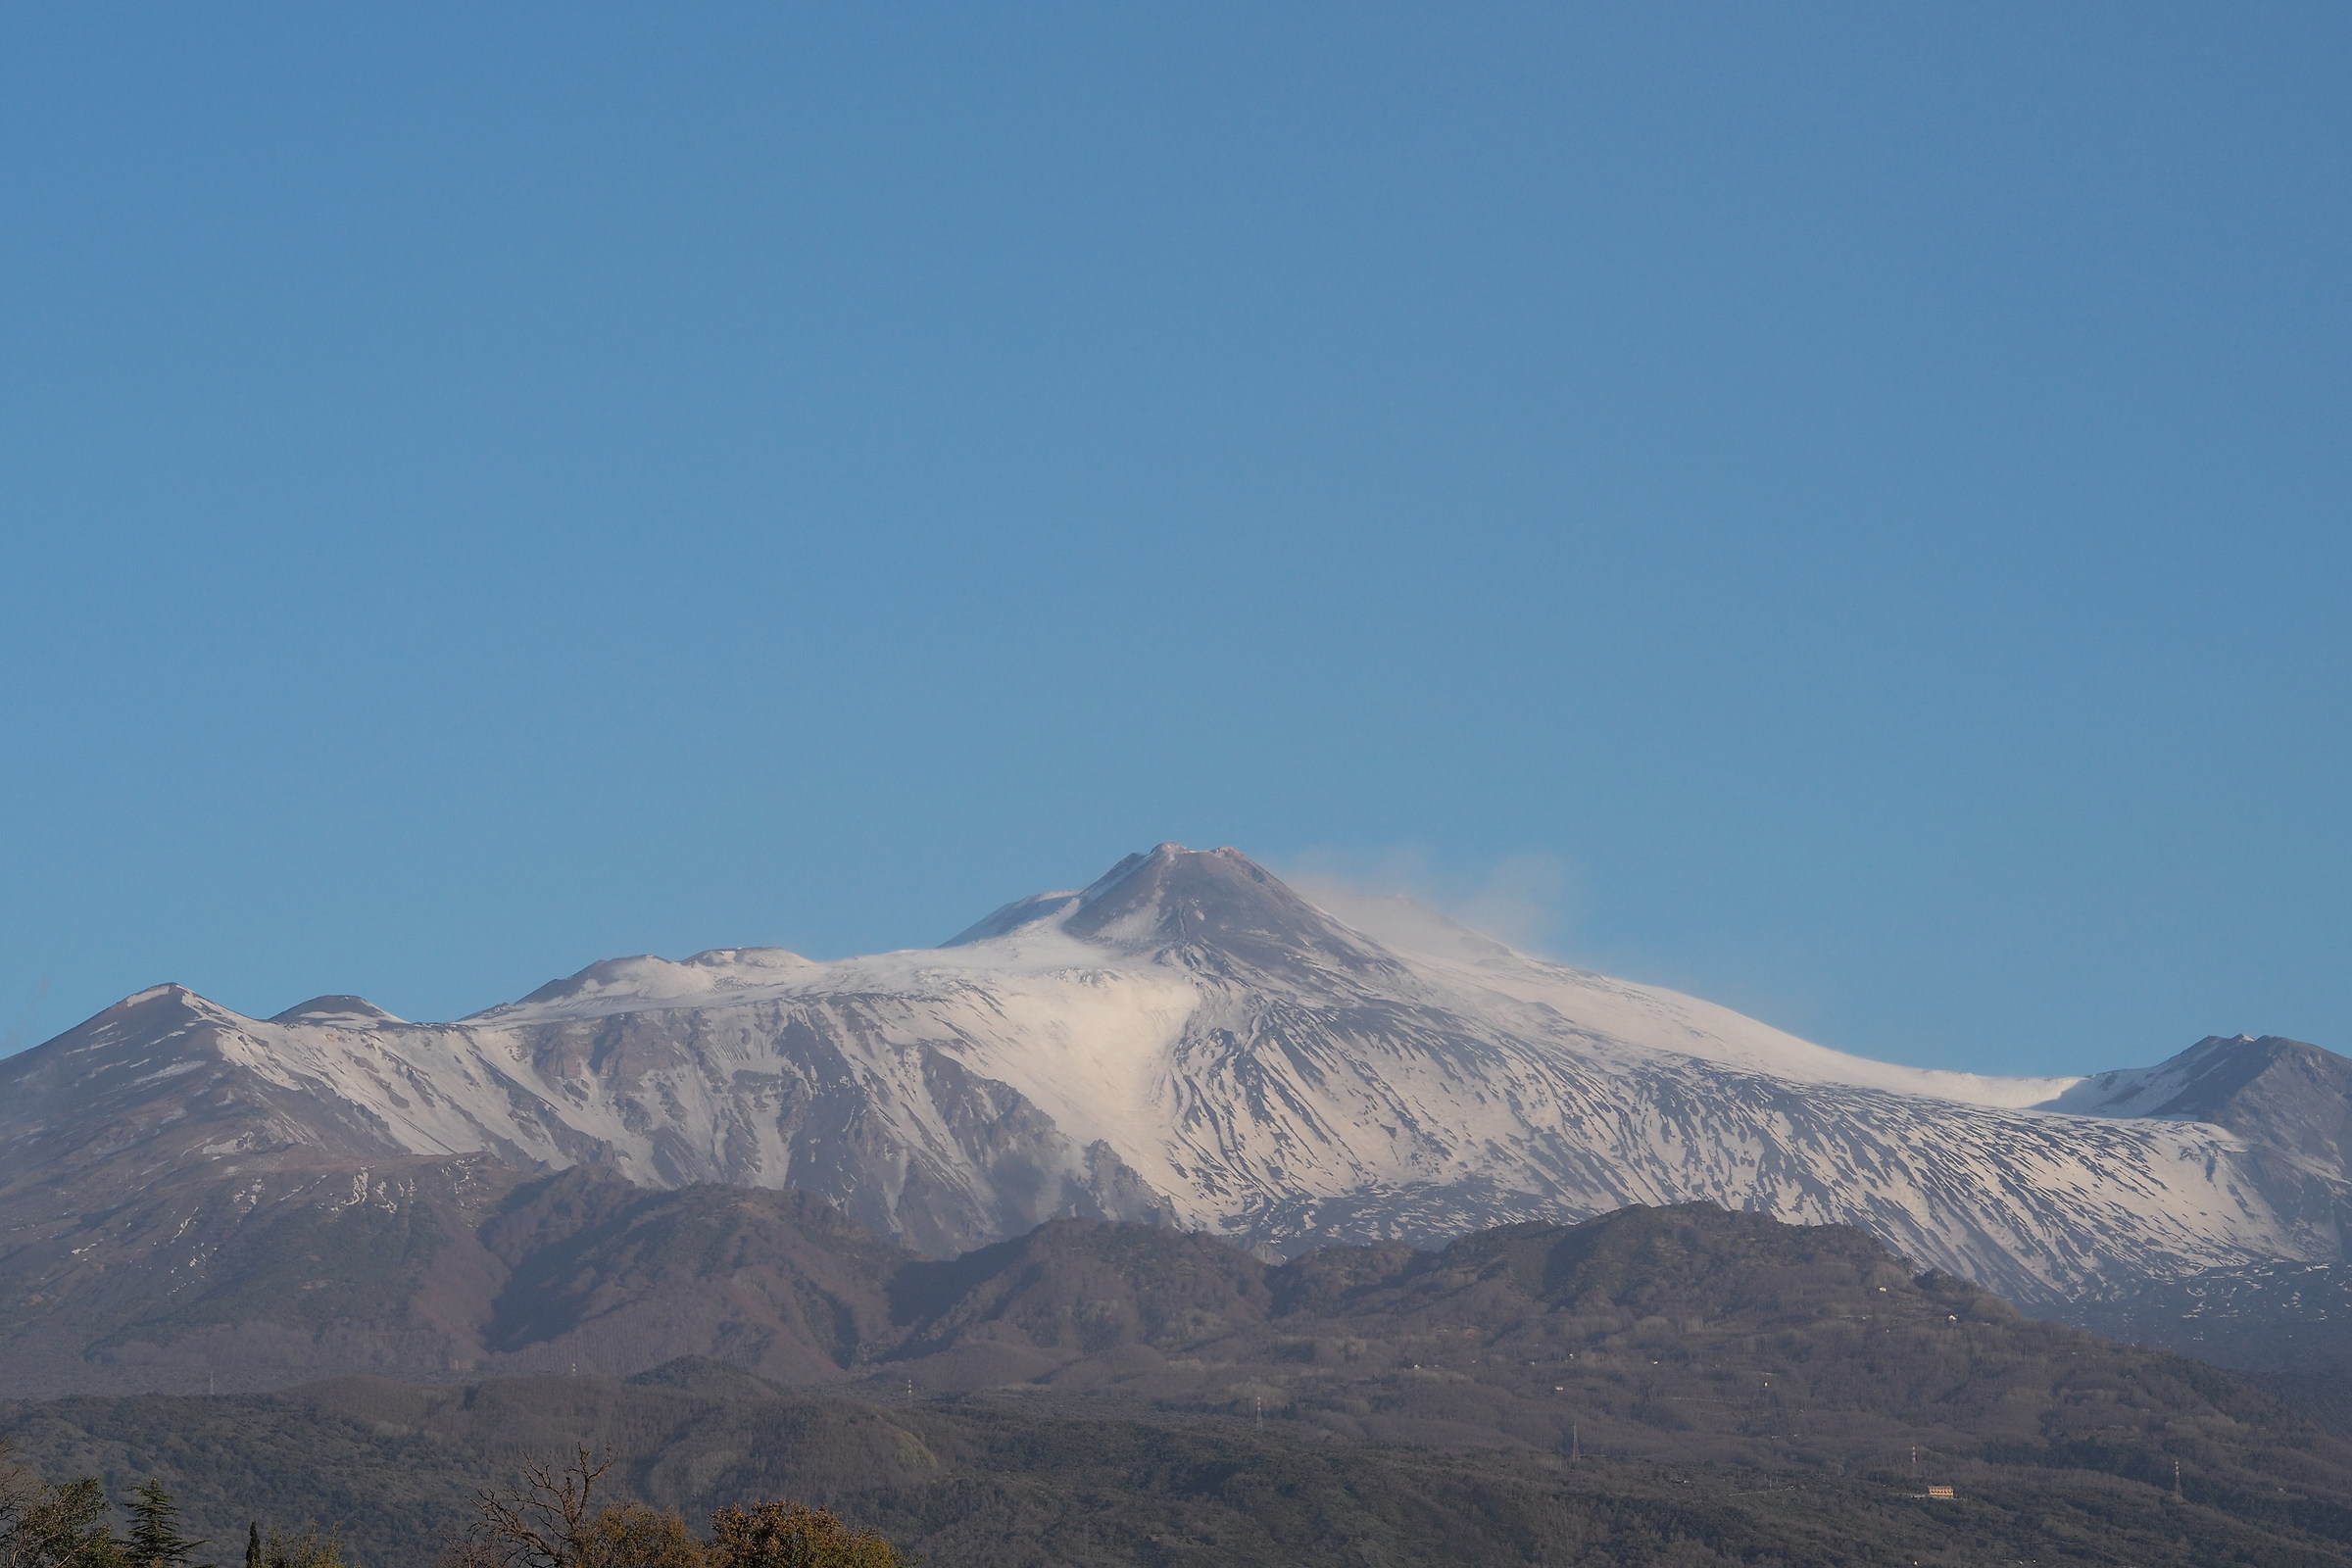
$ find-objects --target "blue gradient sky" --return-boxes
[3,4,2345,1074]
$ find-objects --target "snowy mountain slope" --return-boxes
[4,844,2347,1306]
[2071,1255,2352,1375]
[2048,1034,2352,1177]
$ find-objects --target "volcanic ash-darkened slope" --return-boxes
[0,1164,916,1396]
[2062,1033,2352,1182]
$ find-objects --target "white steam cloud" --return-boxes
[1277,845,1579,956]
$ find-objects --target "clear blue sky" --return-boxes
[3,4,2345,1075]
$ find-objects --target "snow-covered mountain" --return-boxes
[6,843,2348,1307]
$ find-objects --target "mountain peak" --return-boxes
[2047,1033,2352,1184]
[943,843,1403,978]
[1055,843,1401,978]
[269,995,406,1028]
[2144,1035,2352,1176]
[86,983,242,1032]
[2133,1034,2342,1116]
[493,948,816,1016]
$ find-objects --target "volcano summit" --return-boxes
[8,843,2349,1328]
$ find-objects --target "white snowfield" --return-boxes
[24,845,2347,1303]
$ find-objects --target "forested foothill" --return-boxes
[9,1205,2352,1564]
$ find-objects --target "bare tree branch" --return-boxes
[465,1447,613,1568]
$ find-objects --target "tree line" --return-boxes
[1,1445,912,1568]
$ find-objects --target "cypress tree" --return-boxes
[245,1522,262,1568]
[122,1481,207,1568]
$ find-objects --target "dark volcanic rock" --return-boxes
[2151,1035,2352,1180]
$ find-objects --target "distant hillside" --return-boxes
[11,1204,2352,1565]
[6,1360,2352,1568]
[2076,1258,2352,1375]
